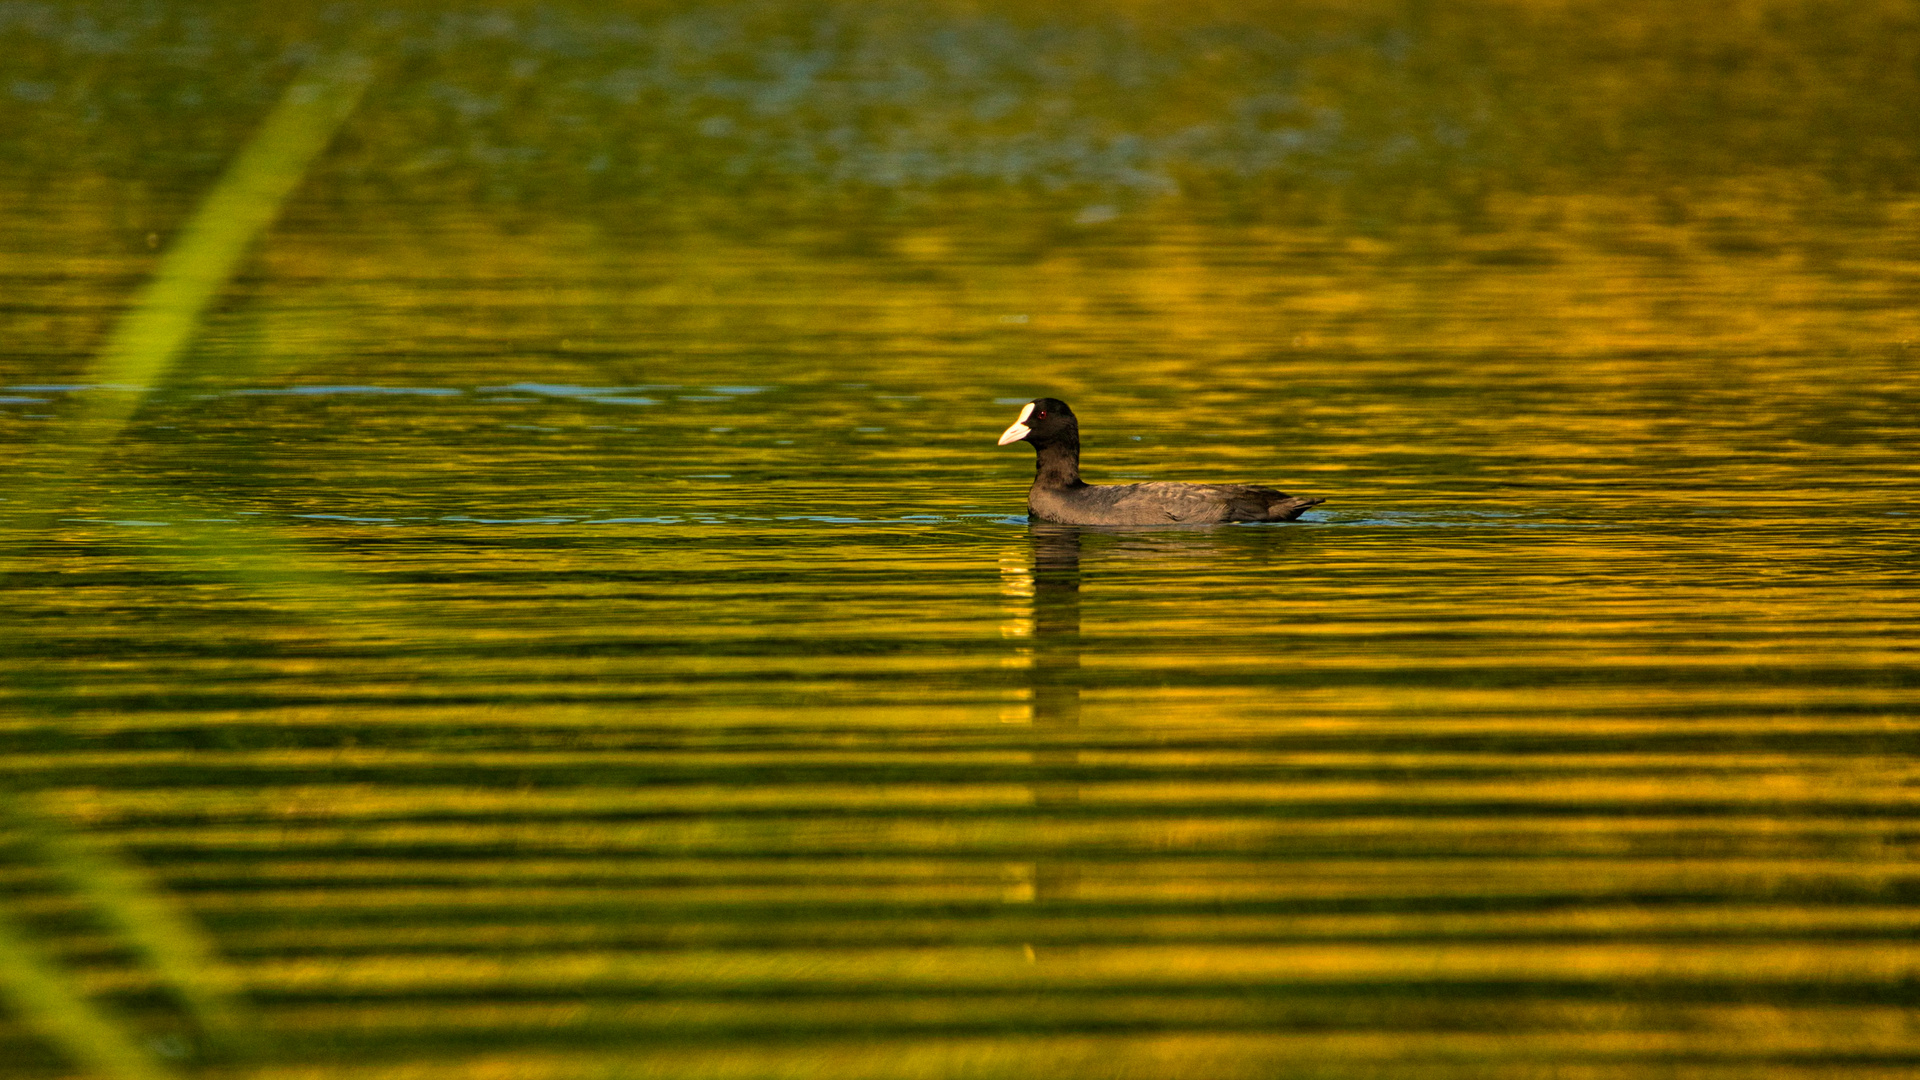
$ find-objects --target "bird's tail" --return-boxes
[1267,495,1325,521]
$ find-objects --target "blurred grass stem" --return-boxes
[3,51,372,536]
[0,50,373,1078]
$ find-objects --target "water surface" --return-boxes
[2,2,1918,1077]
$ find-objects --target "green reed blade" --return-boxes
[86,51,372,419]
[3,792,259,1056]
[121,494,392,632]
[0,894,178,1080]
[2,50,372,531]
[0,50,375,1077]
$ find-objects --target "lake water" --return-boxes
[2,2,1918,1078]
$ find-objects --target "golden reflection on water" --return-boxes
[4,1,1920,1077]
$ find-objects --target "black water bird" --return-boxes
[996,398,1325,525]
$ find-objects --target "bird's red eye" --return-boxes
[1036,411,1047,419]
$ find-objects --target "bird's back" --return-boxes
[1031,481,1323,525]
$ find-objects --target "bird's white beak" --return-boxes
[996,402,1035,446]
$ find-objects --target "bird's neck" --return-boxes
[1033,437,1083,488]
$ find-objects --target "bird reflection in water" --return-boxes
[1000,524,1086,904]
[1001,524,1306,908]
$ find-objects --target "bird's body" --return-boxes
[997,398,1324,526]
[1027,478,1322,526]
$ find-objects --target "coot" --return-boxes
[997,398,1324,525]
